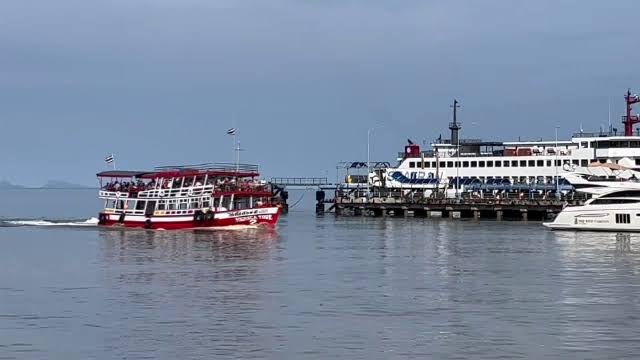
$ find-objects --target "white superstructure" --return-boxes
[375,94,640,190]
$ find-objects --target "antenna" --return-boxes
[608,96,611,132]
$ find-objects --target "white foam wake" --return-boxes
[4,217,100,227]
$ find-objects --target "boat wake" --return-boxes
[0,217,100,227]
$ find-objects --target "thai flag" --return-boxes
[226,128,237,135]
[105,154,114,164]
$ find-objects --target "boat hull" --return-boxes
[543,206,640,232]
[98,206,281,230]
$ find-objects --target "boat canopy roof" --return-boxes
[97,163,260,179]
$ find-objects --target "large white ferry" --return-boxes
[374,91,640,192]
[96,163,281,230]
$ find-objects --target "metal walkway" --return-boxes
[270,177,331,187]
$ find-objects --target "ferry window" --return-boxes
[589,142,594,148]
[636,159,640,166]
[555,160,561,166]
[440,161,445,168]
[528,160,535,167]
[495,161,501,167]
[454,161,460,167]
[632,141,640,148]
[471,161,477,167]
[422,162,428,168]
[572,160,579,166]
[190,200,199,209]
[409,162,415,168]
[168,200,176,210]
[135,201,146,211]
[503,161,510,167]
[479,161,485,168]
[520,160,527,167]
[447,161,454,168]
[463,161,469,168]
[581,159,589,167]
[511,160,518,167]
[537,160,544,167]
[487,161,493,167]
[431,162,437,168]
[157,200,166,210]
[580,142,588,148]
[203,200,210,208]
[546,160,551,167]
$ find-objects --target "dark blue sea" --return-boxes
[1,189,640,359]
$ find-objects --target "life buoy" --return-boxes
[118,213,126,223]
[188,188,194,196]
[159,190,165,197]
[144,219,152,229]
[116,192,122,198]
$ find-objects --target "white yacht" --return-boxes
[543,188,640,231]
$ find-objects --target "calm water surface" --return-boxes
[1,190,640,359]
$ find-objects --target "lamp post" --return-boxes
[367,127,374,202]
[555,126,560,199]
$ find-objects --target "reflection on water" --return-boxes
[3,212,640,359]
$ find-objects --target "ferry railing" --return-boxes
[154,162,259,174]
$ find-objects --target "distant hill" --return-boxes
[0,180,25,189]
[41,180,93,189]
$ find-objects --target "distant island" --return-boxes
[0,180,95,189]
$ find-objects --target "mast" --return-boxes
[623,89,640,136]
[449,99,461,145]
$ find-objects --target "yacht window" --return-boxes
[511,160,518,167]
[487,161,493,167]
[580,142,588,148]
[503,161,510,167]
[431,162,437,168]
[528,160,535,167]
[581,159,589,167]
[471,161,477,167]
[463,161,469,168]
[479,161,485,168]
[615,213,631,224]
[440,162,445,168]
[409,162,415,168]
[447,161,454,168]
[495,161,501,168]
[572,160,579,166]
[537,160,544,167]
[601,190,640,198]
[592,199,640,205]
[520,160,527,167]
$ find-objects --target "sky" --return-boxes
[1,0,640,186]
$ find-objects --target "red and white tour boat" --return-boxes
[96,163,281,230]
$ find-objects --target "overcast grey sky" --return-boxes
[1,0,639,185]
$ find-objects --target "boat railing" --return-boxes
[137,184,215,198]
[154,162,259,174]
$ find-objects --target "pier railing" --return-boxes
[270,177,330,186]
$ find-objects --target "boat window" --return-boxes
[447,161,453,168]
[555,160,561,166]
[581,159,589,167]
[409,162,415,168]
[463,161,469,168]
[190,199,200,209]
[547,160,552,167]
[520,160,527,167]
[503,161,510,167]
[511,160,518,167]
[601,190,640,198]
[439,161,445,168]
[203,200,210,208]
[495,161,501,168]
[572,160,579,165]
[454,161,460,168]
[479,161,485,168]
[135,201,146,211]
[157,200,166,210]
[487,161,493,167]
[537,160,544,167]
[471,161,477,167]
[179,199,188,210]
[431,162,437,168]
[528,160,535,167]
[167,199,177,210]
[615,213,631,224]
